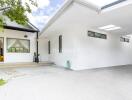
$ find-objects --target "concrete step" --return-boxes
[0,62,55,68]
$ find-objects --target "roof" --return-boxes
[3,16,39,33]
[0,8,39,33]
[4,25,39,33]
[40,0,132,36]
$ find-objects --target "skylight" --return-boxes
[99,25,115,30]
[84,0,126,9]
[99,25,121,31]
[105,27,121,31]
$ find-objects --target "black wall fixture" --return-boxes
[48,40,51,54]
[59,35,62,53]
[24,35,28,38]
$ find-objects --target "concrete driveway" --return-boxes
[0,65,132,100]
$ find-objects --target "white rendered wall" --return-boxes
[71,28,132,70]
[40,28,132,70]
[0,29,36,63]
[38,37,49,61]
[49,32,76,67]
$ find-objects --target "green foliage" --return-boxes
[0,16,4,31]
[0,79,7,86]
[0,0,37,27]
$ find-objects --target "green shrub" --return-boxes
[0,79,7,86]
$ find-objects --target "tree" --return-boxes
[0,0,37,29]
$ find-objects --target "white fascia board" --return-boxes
[39,0,101,37]
[39,0,74,36]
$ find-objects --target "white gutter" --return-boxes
[101,0,132,13]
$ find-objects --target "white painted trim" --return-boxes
[101,0,132,13]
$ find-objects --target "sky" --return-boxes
[27,0,65,31]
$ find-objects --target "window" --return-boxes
[88,31,107,39]
[120,37,130,43]
[7,38,30,53]
[59,35,62,53]
[48,41,50,54]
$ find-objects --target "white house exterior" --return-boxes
[0,16,38,63]
[39,0,132,70]
[0,29,36,63]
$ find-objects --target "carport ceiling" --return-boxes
[44,1,132,36]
